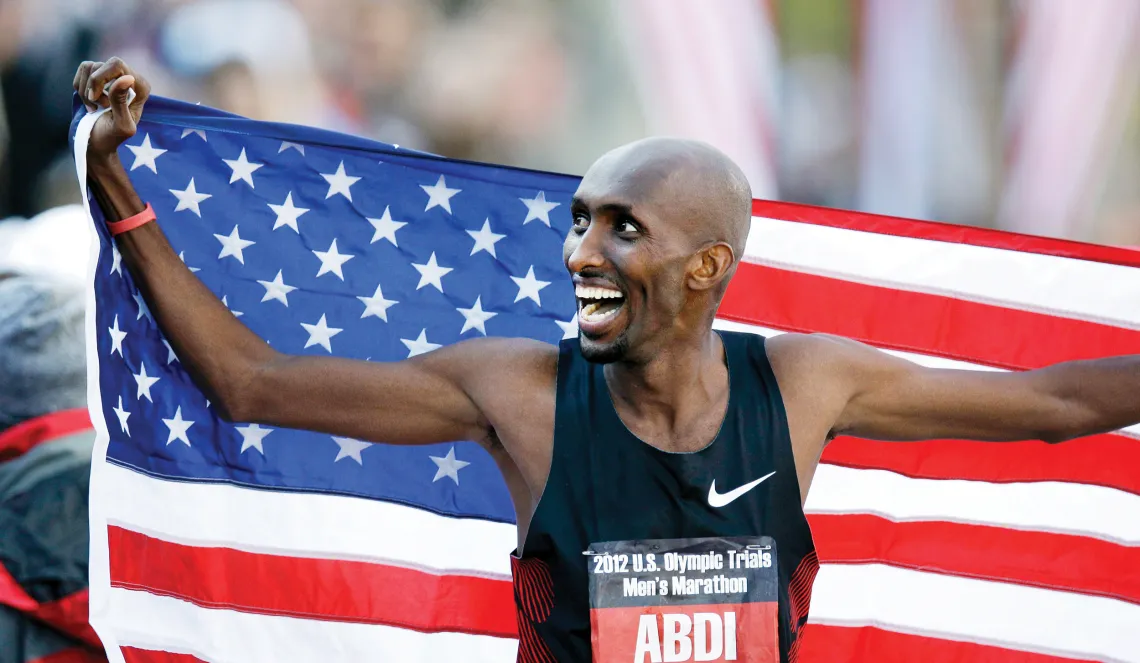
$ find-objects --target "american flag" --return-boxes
[74,98,1140,663]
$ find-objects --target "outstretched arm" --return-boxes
[75,58,554,448]
[769,333,1140,445]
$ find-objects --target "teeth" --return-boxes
[575,285,623,300]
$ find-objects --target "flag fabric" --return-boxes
[73,98,1140,663]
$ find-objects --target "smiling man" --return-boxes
[75,58,1140,663]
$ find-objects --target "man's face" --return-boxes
[563,160,695,364]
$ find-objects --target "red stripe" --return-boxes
[720,262,1140,370]
[107,526,518,638]
[808,514,1140,606]
[797,624,1093,663]
[821,432,1140,496]
[121,648,204,663]
[0,408,91,462]
[752,198,1140,269]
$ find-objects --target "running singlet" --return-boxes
[512,331,818,663]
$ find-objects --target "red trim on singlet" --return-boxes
[0,408,92,463]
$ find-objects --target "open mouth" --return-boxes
[575,285,626,327]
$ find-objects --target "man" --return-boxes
[74,58,1140,663]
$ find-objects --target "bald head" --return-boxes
[583,137,753,261]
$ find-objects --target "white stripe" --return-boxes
[744,216,1140,329]
[106,588,518,663]
[805,464,1140,546]
[713,317,1140,437]
[101,462,515,577]
[809,563,1140,662]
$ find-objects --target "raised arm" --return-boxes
[75,58,555,448]
[768,332,1140,446]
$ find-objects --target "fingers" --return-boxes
[86,57,131,109]
[74,61,101,111]
[108,75,138,138]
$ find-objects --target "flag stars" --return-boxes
[162,339,179,365]
[215,225,255,264]
[132,291,152,321]
[258,270,297,306]
[421,175,461,213]
[401,329,441,357]
[321,161,360,201]
[108,315,127,357]
[126,134,166,173]
[269,192,309,233]
[430,446,471,484]
[224,148,264,188]
[162,407,194,447]
[467,219,506,258]
[367,206,406,246]
[313,239,355,280]
[458,296,497,335]
[556,316,578,340]
[181,128,207,141]
[301,314,342,352]
[511,266,551,306]
[520,191,560,226]
[133,362,160,402]
[358,284,397,322]
[170,178,212,217]
[237,423,273,455]
[179,251,200,273]
[110,245,122,276]
[279,141,305,155]
[112,396,131,436]
[333,436,372,465]
[221,295,243,318]
[412,252,452,292]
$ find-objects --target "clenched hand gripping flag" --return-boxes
[73,98,1140,663]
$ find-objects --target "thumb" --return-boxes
[108,75,137,136]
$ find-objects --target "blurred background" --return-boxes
[1,0,1139,243]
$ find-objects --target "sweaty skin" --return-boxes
[76,59,1140,550]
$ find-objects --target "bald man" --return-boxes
[75,59,1140,663]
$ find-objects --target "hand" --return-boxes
[72,57,152,165]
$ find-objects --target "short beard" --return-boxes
[578,332,630,364]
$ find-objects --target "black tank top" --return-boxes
[512,331,819,663]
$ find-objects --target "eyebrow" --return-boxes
[571,197,636,217]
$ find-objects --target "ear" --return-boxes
[686,242,735,292]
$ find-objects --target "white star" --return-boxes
[279,141,305,155]
[367,206,406,246]
[457,296,497,335]
[181,128,207,141]
[237,423,273,455]
[520,191,560,226]
[333,436,372,464]
[420,175,461,213]
[313,239,354,280]
[268,192,309,233]
[108,315,127,357]
[110,244,122,276]
[126,134,166,173]
[179,251,200,273]
[556,316,578,340]
[162,339,178,364]
[258,270,297,306]
[429,446,471,484]
[401,329,441,357]
[321,161,360,201]
[214,225,255,264]
[467,219,506,258]
[113,396,131,436]
[358,284,397,321]
[511,266,551,306]
[301,314,342,352]
[132,291,152,321]
[133,362,160,402]
[221,295,243,318]
[162,406,194,447]
[223,148,263,188]
[411,252,453,292]
[169,178,212,217]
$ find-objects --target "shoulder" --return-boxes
[416,336,559,391]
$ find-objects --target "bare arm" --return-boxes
[76,58,554,448]
[769,332,1140,446]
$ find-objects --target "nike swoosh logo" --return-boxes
[708,471,776,508]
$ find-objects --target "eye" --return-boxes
[616,218,641,235]
[572,214,590,232]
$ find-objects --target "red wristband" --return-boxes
[107,203,156,236]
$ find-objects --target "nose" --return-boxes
[564,223,607,274]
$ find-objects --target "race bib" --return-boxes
[587,536,779,663]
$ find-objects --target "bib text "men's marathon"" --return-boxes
[587,537,778,663]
